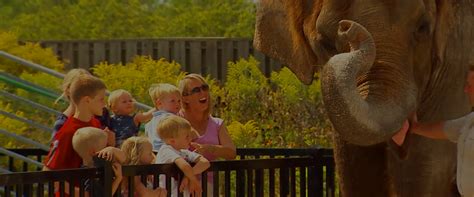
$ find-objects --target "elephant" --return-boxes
[254,0,474,196]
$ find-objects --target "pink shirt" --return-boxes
[192,116,223,161]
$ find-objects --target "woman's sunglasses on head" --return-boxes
[183,84,209,96]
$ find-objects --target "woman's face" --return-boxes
[182,78,210,111]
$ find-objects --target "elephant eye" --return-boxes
[417,21,430,34]
[414,16,431,41]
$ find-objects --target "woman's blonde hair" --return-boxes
[55,68,90,103]
[178,73,212,115]
[108,89,134,113]
[121,136,152,165]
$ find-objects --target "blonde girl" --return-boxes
[121,137,166,197]
[52,68,90,136]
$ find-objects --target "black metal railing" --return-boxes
[1,148,336,197]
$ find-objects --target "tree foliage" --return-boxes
[0,0,256,40]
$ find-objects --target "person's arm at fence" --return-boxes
[111,162,123,196]
[96,146,126,164]
[174,158,202,194]
[192,156,210,175]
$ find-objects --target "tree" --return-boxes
[3,0,256,40]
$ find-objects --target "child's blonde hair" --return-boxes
[72,127,108,160]
[148,83,180,105]
[56,68,90,103]
[157,115,191,140]
[108,89,134,113]
[69,74,106,105]
[121,136,152,165]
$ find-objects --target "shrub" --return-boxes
[0,31,64,148]
[92,56,186,106]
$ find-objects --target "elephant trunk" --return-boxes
[322,20,416,146]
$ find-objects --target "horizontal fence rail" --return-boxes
[1,148,336,196]
[37,38,283,82]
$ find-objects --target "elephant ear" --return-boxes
[253,0,320,84]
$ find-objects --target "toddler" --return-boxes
[145,83,183,151]
[155,115,210,197]
[121,136,167,197]
[108,89,154,147]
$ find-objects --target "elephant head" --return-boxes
[254,0,474,146]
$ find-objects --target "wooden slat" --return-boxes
[141,40,153,57]
[125,40,137,62]
[173,40,186,69]
[157,40,170,60]
[77,42,89,69]
[93,42,105,66]
[237,40,250,59]
[220,40,233,82]
[205,40,219,81]
[108,41,121,64]
[189,41,202,74]
[62,42,73,70]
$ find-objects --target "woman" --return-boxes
[178,73,236,160]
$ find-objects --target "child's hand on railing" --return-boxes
[188,177,202,197]
[97,147,116,161]
[179,177,189,192]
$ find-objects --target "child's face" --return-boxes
[139,142,155,164]
[113,93,135,115]
[171,129,192,150]
[88,89,107,116]
[158,93,181,114]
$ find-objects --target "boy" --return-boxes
[155,115,210,197]
[44,74,109,170]
[72,127,126,196]
[145,83,183,151]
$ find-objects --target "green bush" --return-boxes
[0,31,64,149]
[92,56,186,106]
[220,58,332,148]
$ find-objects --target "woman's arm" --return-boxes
[215,125,237,159]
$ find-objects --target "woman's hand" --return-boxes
[190,142,215,155]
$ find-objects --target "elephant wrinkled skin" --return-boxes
[254,0,474,196]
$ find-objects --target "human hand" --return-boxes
[153,187,167,197]
[180,177,190,192]
[392,120,409,146]
[96,147,116,161]
[187,178,202,197]
[190,142,214,155]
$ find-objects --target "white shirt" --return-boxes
[444,112,474,196]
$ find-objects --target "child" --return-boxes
[108,89,154,147]
[52,68,114,145]
[44,74,109,170]
[145,83,183,151]
[72,127,126,196]
[155,115,210,197]
[121,136,167,197]
[52,68,90,137]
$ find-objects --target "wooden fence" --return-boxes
[38,38,283,82]
[1,148,336,197]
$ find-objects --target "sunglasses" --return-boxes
[183,84,209,96]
